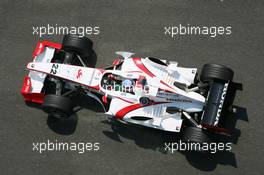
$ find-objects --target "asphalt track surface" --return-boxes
[0,0,263,175]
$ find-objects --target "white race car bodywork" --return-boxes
[27,49,205,132]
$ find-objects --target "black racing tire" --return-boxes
[182,127,210,144]
[42,95,75,118]
[200,63,234,82]
[62,34,93,58]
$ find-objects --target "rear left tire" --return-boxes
[182,127,211,152]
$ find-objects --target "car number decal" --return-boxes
[50,63,59,75]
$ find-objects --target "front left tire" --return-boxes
[42,95,75,119]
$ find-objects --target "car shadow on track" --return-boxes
[25,101,79,135]
[101,104,247,171]
[100,82,248,171]
[25,81,248,171]
[25,88,105,135]
[46,114,78,135]
[45,92,105,135]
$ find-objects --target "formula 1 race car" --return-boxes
[21,34,237,144]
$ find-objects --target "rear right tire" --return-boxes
[200,63,234,82]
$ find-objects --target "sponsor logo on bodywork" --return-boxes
[166,98,192,103]
[76,69,83,79]
[214,82,229,126]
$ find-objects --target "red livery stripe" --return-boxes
[132,57,155,77]
[115,104,142,119]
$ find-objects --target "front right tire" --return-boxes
[62,34,96,67]
[62,34,93,57]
